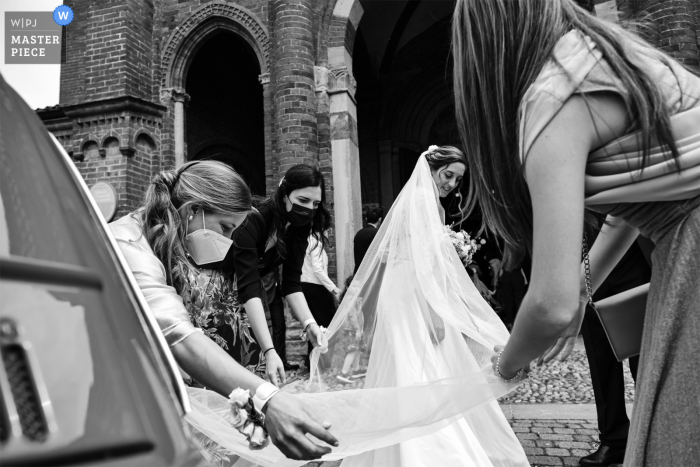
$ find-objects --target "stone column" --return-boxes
[272,0,318,174]
[172,89,190,168]
[328,66,362,286]
[161,87,190,168]
[259,72,276,195]
[621,0,699,73]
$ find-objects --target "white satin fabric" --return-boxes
[185,154,529,466]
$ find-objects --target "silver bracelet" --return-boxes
[495,350,523,383]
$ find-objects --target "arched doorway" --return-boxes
[353,0,457,209]
[185,31,266,195]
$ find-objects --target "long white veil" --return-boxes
[186,153,526,466]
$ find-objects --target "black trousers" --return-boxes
[268,287,288,364]
[581,253,648,450]
[301,282,336,367]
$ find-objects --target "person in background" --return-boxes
[301,232,340,369]
[262,267,299,372]
[468,264,498,306]
[110,161,337,460]
[576,219,650,466]
[353,203,384,274]
[222,164,329,388]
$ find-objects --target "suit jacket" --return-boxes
[353,226,378,274]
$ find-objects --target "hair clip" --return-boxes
[428,145,439,152]
[278,177,285,187]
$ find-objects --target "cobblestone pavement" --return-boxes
[498,349,635,404]
[301,413,623,467]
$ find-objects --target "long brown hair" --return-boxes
[425,145,469,221]
[452,0,681,268]
[255,164,332,259]
[141,160,252,292]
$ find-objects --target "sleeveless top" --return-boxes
[519,30,700,209]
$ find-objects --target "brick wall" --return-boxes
[272,0,319,173]
[624,0,700,73]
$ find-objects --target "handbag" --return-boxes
[582,235,649,362]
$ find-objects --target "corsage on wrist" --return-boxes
[495,350,524,383]
[228,388,270,450]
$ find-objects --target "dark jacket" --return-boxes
[223,204,310,303]
[353,226,378,274]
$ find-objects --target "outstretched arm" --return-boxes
[495,92,629,378]
[538,216,640,363]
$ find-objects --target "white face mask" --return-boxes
[184,210,233,266]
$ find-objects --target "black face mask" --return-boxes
[286,202,316,227]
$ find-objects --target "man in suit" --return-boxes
[579,226,652,466]
[353,204,384,274]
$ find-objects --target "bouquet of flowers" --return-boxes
[443,226,485,268]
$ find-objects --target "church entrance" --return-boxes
[185,31,266,195]
[354,0,460,209]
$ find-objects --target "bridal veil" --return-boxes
[186,153,527,466]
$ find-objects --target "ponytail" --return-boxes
[140,160,252,293]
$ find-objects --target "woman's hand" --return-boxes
[265,349,286,387]
[306,323,328,352]
[536,299,587,366]
[264,391,339,460]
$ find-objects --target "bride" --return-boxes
[190,146,529,466]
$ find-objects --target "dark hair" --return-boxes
[452,0,681,269]
[257,164,332,259]
[362,203,384,225]
[142,160,252,291]
[425,145,468,221]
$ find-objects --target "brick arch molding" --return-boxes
[161,1,271,89]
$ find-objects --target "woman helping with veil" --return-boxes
[188,145,529,466]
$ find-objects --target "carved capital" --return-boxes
[327,66,356,99]
[258,73,270,85]
[314,66,328,93]
[160,87,191,105]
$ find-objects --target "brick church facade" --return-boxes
[38,0,700,285]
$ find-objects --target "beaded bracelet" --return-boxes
[495,350,524,383]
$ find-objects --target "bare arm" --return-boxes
[244,297,286,386]
[538,215,640,363]
[497,93,629,377]
[171,332,265,395]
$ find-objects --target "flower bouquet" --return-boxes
[443,226,485,268]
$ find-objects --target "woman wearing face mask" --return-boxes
[109,161,338,461]
[222,163,331,384]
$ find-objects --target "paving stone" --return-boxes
[553,428,576,434]
[545,448,571,457]
[557,441,593,449]
[532,427,554,434]
[528,455,563,465]
[540,433,574,441]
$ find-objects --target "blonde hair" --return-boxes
[141,160,252,291]
[452,0,681,269]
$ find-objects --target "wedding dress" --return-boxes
[186,152,529,466]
